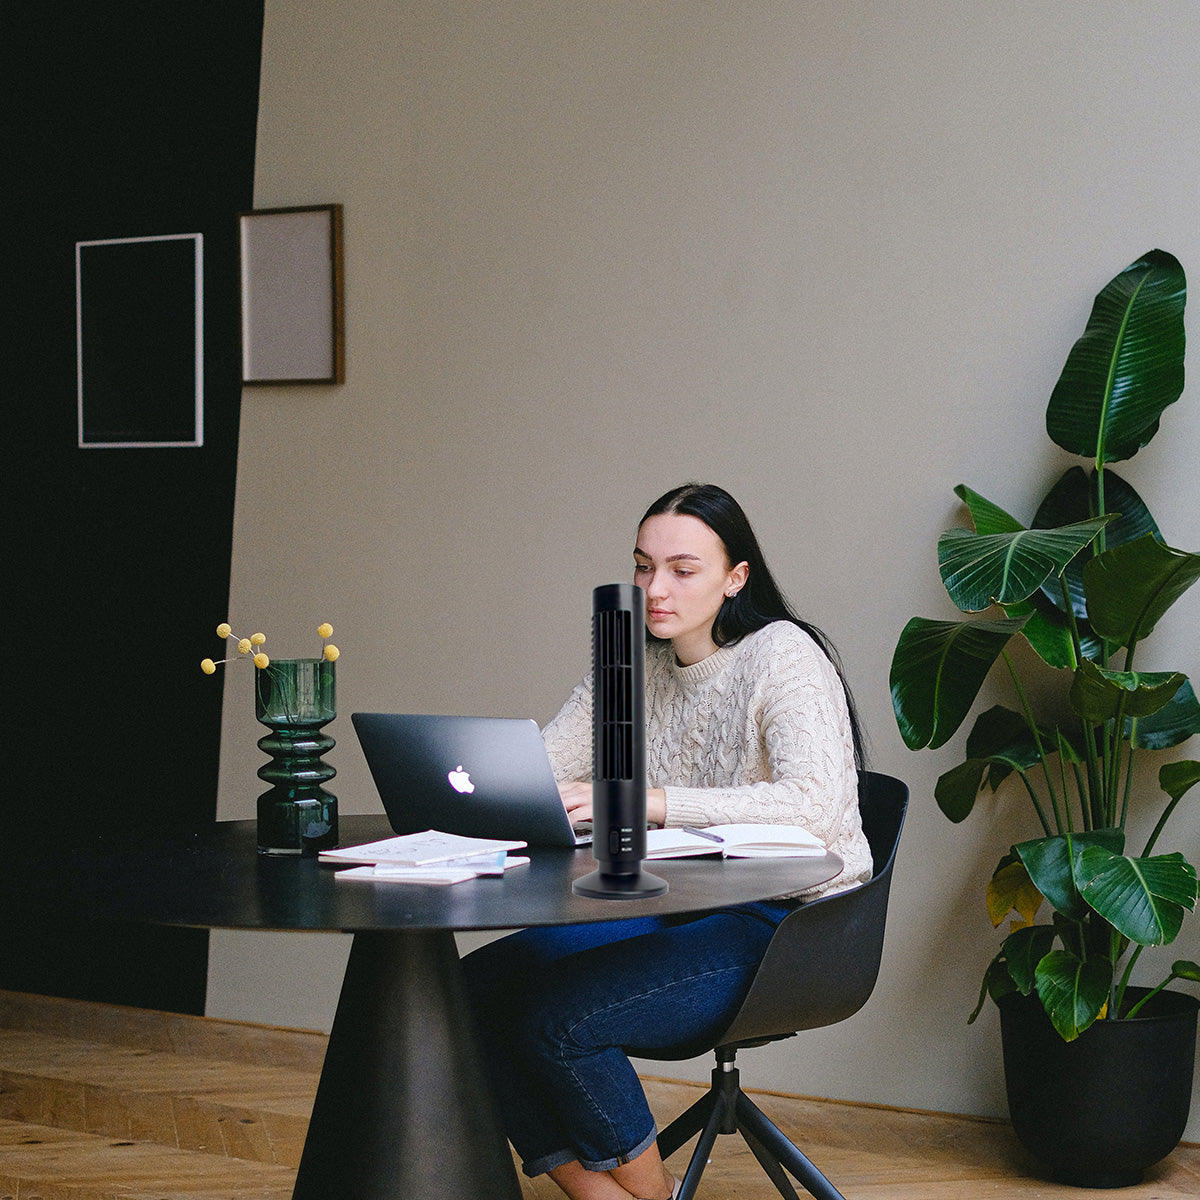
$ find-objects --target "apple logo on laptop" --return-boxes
[448,765,475,794]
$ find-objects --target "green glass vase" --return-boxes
[254,657,338,855]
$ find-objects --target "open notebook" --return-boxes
[644,824,825,859]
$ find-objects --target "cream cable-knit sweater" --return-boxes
[542,620,871,897]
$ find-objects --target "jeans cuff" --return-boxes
[578,1124,659,1174]
[522,1147,580,1178]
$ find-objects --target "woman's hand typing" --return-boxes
[557,781,667,828]
[558,780,594,824]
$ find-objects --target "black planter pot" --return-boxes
[999,987,1199,1188]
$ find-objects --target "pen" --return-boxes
[682,826,725,844]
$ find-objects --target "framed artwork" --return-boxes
[76,232,204,449]
[239,204,344,385]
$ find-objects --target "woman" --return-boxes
[464,483,870,1200]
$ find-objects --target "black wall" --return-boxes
[7,5,265,1012]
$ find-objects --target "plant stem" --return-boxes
[1124,971,1173,1020]
[1061,916,1086,960]
[1143,790,1186,857]
[1015,770,1053,838]
[1110,636,1144,830]
[1056,740,1078,832]
[1120,723,1136,830]
[1105,709,1126,828]
[1111,929,1134,1016]
[1002,650,1061,833]
[1071,759,1090,831]
[1056,576,1104,827]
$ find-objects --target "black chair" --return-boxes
[650,771,908,1200]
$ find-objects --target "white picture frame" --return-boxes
[76,232,204,449]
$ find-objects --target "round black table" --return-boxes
[6,815,843,1199]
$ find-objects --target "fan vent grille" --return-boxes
[593,607,634,781]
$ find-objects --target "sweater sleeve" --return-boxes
[540,673,593,783]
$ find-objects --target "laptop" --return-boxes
[351,712,592,848]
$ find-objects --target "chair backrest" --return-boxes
[711,770,908,1048]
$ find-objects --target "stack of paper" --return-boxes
[320,830,529,885]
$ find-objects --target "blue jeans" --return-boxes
[461,902,788,1177]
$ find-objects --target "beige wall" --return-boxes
[208,1,1200,1132]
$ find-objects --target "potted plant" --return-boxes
[889,249,1200,1186]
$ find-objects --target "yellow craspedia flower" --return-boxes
[202,620,339,680]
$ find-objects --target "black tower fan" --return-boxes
[573,583,668,899]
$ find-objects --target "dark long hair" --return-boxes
[639,482,867,768]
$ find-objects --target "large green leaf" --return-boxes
[947,480,1117,662]
[966,703,1047,770]
[933,705,1048,820]
[1033,466,1161,618]
[1016,831,1124,920]
[1076,846,1198,946]
[934,712,1087,822]
[890,617,1027,750]
[1083,534,1200,648]
[1046,249,1187,465]
[1000,924,1057,994]
[1035,949,1112,1040]
[970,954,1020,1023]
[1034,466,1161,546]
[953,484,1025,535]
[1005,596,1078,668]
[934,759,988,822]
[1130,682,1200,750]
[937,518,1112,612]
[1160,759,1200,802]
[1069,660,1188,723]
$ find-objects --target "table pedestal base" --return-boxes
[292,928,522,1200]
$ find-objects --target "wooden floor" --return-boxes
[1,989,1198,1199]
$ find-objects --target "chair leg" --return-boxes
[741,1122,803,1200]
[656,1088,716,1160]
[735,1091,847,1200]
[673,1090,729,1200]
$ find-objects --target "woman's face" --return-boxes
[634,512,748,665]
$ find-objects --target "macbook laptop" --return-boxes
[351,712,592,847]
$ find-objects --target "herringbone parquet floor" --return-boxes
[1,989,1197,1199]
